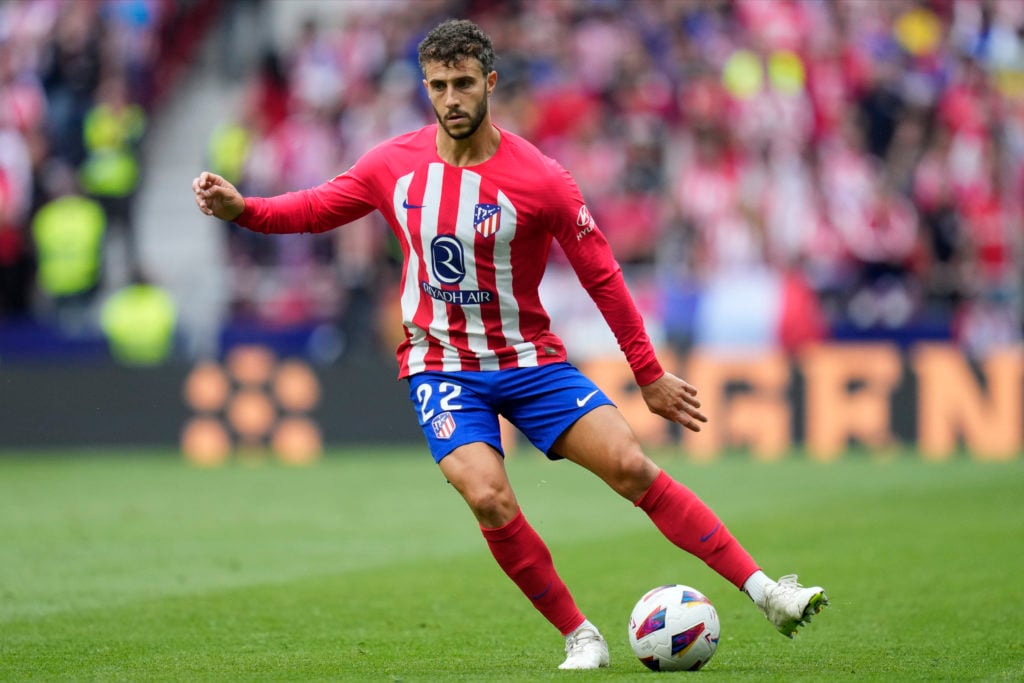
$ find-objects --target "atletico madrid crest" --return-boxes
[473,203,501,238]
[431,411,457,439]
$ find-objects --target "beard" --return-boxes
[435,97,488,140]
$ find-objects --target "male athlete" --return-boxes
[192,19,827,670]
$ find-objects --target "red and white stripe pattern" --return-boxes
[393,162,550,377]
[236,125,662,385]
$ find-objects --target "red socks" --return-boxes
[636,470,759,588]
[481,510,585,635]
[481,473,756,635]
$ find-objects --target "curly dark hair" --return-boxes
[417,19,495,76]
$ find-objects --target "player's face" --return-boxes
[423,59,495,140]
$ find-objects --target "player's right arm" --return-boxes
[192,171,245,222]
[191,151,381,234]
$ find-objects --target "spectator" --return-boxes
[0,0,217,349]
[8,0,1024,360]
[0,166,33,317]
[39,1,103,167]
[30,162,106,334]
[100,269,178,366]
[79,70,146,284]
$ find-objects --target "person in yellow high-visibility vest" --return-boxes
[31,191,106,300]
[79,73,146,278]
[100,273,177,366]
[206,120,251,187]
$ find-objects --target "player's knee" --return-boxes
[462,483,517,526]
[607,449,659,501]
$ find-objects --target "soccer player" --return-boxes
[192,18,828,670]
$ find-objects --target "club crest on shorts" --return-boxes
[431,411,457,439]
[473,203,501,238]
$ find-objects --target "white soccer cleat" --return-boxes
[558,624,610,670]
[761,574,829,638]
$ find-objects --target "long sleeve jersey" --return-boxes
[236,124,664,385]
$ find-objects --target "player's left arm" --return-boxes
[548,170,707,432]
[638,372,707,433]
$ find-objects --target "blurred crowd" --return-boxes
[0,0,215,355]
[2,0,1023,363]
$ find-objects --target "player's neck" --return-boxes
[436,122,501,167]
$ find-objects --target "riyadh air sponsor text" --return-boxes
[421,281,495,305]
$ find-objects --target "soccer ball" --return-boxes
[627,584,720,671]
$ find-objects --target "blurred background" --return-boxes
[0,0,1020,460]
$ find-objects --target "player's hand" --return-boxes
[640,372,708,432]
[192,171,245,222]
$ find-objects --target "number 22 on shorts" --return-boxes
[415,381,464,422]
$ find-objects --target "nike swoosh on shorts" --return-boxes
[576,390,600,408]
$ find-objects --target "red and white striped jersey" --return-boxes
[237,124,663,385]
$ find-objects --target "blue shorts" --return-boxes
[406,362,615,463]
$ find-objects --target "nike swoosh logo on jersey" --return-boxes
[576,390,600,408]
[403,199,425,209]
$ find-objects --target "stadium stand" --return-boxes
[1,0,1020,363]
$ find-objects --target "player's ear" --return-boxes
[486,70,497,95]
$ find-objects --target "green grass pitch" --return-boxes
[1,448,1021,681]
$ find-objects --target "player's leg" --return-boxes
[553,405,828,637]
[435,440,519,527]
[438,444,584,635]
[437,443,606,668]
[553,405,759,586]
[408,369,605,667]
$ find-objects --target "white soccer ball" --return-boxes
[627,584,720,671]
